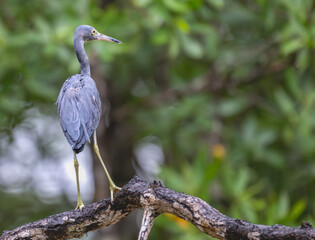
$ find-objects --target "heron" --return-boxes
[56,25,122,210]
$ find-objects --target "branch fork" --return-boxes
[1,176,314,240]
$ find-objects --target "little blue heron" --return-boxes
[56,25,122,210]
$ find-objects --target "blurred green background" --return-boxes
[0,0,314,239]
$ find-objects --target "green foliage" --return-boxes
[0,0,315,239]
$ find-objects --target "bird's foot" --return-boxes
[110,184,121,202]
[75,200,85,211]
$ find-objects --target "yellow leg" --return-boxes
[74,152,85,210]
[93,132,121,201]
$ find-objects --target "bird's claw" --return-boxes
[110,185,121,202]
[75,201,85,211]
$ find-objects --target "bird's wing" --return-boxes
[74,80,102,140]
[57,75,101,152]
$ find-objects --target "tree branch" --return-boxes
[1,176,314,240]
[138,208,158,240]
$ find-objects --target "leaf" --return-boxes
[133,0,153,7]
[286,199,306,222]
[206,0,225,10]
[152,29,170,45]
[217,99,245,117]
[276,192,289,220]
[296,49,309,71]
[284,69,301,98]
[282,38,303,55]
[181,34,203,59]
[175,18,190,33]
[162,0,189,13]
[168,36,180,58]
[233,168,250,195]
[274,89,294,115]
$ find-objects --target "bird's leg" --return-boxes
[74,152,85,210]
[93,132,121,201]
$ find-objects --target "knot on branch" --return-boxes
[300,221,313,229]
[150,180,165,188]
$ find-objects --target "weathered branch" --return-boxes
[138,208,158,240]
[1,176,314,240]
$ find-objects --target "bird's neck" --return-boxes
[74,37,91,75]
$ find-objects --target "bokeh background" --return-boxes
[0,0,315,239]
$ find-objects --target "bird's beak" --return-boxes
[96,33,123,44]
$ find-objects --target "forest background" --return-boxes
[0,0,314,239]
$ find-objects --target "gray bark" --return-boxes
[1,176,314,240]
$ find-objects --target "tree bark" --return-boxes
[1,176,314,240]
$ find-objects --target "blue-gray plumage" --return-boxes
[56,25,122,210]
[57,74,101,153]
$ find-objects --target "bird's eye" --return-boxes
[91,30,97,35]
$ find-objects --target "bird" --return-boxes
[56,25,122,210]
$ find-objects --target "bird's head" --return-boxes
[74,25,122,44]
